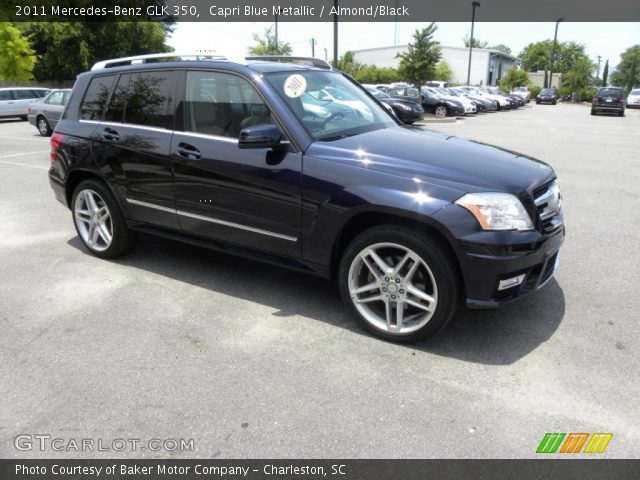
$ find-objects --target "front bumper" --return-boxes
[461,227,564,308]
[432,204,565,308]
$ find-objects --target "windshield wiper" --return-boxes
[317,132,361,142]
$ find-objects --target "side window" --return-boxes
[0,90,12,101]
[184,71,272,138]
[46,91,65,106]
[123,71,173,129]
[104,74,129,123]
[15,90,36,100]
[80,75,116,121]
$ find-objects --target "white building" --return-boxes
[352,45,520,86]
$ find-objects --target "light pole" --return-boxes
[466,2,480,86]
[274,14,278,50]
[333,0,339,66]
[548,17,564,89]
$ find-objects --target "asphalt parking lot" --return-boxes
[1,103,639,459]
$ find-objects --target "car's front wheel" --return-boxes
[434,104,449,118]
[339,226,459,343]
[71,179,136,259]
[36,116,51,136]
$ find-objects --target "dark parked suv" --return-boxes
[591,87,625,116]
[49,53,564,342]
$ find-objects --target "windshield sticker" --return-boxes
[284,74,306,98]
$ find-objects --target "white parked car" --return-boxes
[461,86,511,111]
[511,86,531,103]
[626,89,640,108]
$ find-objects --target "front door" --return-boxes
[171,70,302,258]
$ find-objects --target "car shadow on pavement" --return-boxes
[67,233,565,366]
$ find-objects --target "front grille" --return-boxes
[533,181,563,233]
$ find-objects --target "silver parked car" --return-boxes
[27,89,72,136]
[0,87,50,120]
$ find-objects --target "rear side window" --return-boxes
[80,75,116,120]
[104,74,129,123]
[0,90,12,101]
[122,71,174,129]
[15,90,37,100]
[46,91,66,106]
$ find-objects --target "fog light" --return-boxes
[498,274,526,291]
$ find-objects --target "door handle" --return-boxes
[101,127,120,142]
[176,142,201,160]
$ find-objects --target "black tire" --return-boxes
[71,179,136,259]
[591,109,596,116]
[338,225,460,343]
[552,100,557,105]
[619,110,625,117]
[36,116,52,136]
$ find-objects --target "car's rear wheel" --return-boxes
[36,116,51,136]
[71,179,136,259]
[619,110,625,117]
[338,226,459,343]
[434,105,449,118]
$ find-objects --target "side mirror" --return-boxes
[238,124,283,149]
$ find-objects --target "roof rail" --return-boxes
[245,56,333,70]
[91,52,228,70]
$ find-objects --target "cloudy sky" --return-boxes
[168,22,639,70]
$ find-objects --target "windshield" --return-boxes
[541,88,556,94]
[265,71,396,141]
[632,90,640,95]
[367,89,389,99]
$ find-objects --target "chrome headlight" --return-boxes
[456,192,534,231]
[394,103,412,111]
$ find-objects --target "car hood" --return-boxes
[305,127,555,198]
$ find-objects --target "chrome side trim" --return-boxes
[177,130,239,143]
[126,198,177,214]
[125,198,297,242]
[176,209,297,242]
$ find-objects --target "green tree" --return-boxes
[19,22,172,81]
[248,26,292,56]
[0,22,36,83]
[500,67,529,92]
[336,51,363,76]
[489,44,512,55]
[434,60,453,81]
[610,45,640,90]
[463,34,488,48]
[602,59,609,86]
[520,40,592,75]
[397,23,441,87]
[560,57,594,95]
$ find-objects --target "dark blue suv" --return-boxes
[49,54,564,342]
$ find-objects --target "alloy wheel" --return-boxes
[73,189,113,252]
[347,242,438,335]
[37,118,49,135]
[435,106,447,117]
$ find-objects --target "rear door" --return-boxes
[171,69,302,257]
[88,70,179,230]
